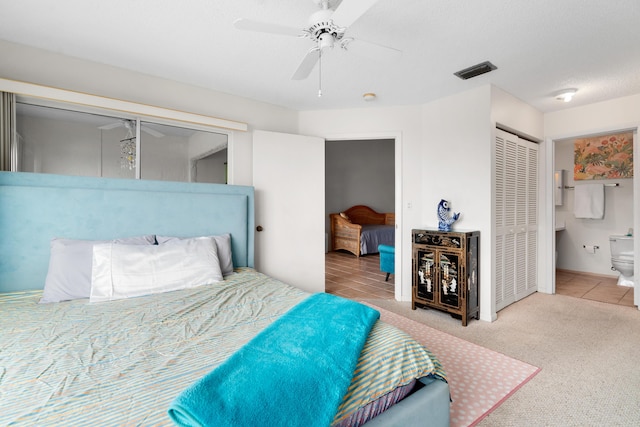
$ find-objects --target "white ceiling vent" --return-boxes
[454,61,497,80]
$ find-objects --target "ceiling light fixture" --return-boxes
[555,88,577,102]
[363,93,377,102]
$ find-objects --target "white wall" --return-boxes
[491,86,544,140]
[545,94,640,135]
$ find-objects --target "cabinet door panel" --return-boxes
[439,251,461,309]
[415,248,436,302]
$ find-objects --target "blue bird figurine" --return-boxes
[437,199,460,231]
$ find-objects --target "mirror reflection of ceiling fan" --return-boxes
[234,0,401,81]
[98,119,165,138]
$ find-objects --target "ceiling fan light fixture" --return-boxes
[363,92,377,102]
[555,88,578,102]
[235,0,401,86]
[318,32,335,50]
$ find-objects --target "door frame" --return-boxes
[325,131,406,301]
[542,125,639,308]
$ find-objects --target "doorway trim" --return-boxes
[325,131,405,301]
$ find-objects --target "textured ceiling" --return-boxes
[1,0,639,112]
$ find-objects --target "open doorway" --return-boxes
[551,129,635,307]
[324,138,396,299]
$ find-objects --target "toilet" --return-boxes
[609,235,634,287]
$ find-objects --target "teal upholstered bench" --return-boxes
[378,244,395,281]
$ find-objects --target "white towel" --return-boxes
[574,184,604,219]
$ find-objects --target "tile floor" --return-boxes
[555,269,635,306]
[326,251,636,308]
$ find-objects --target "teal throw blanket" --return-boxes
[168,293,380,427]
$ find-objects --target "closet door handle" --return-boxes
[256,225,264,232]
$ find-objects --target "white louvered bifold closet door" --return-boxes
[495,128,538,312]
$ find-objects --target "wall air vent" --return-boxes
[454,61,497,80]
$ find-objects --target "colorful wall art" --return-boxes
[574,131,633,180]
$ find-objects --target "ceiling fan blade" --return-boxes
[342,38,402,62]
[291,48,320,80]
[98,122,123,130]
[331,0,381,28]
[141,125,165,138]
[233,18,302,37]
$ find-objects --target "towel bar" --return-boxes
[564,183,619,189]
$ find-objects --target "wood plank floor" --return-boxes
[325,251,394,300]
[326,251,635,308]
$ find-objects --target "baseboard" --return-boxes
[556,268,618,280]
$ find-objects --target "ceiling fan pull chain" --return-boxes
[318,48,322,97]
[318,49,322,98]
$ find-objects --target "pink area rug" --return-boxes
[368,304,540,427]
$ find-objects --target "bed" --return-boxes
[0,172,449,427]
[330,205,395,257]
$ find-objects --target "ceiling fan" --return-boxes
[98,119,165,138]
[234,0,401,81]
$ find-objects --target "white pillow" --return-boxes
[90,237,223,302]
[156,233,234,276]
[40,235,156,303]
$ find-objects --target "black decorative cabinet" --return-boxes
[412,229,480,326]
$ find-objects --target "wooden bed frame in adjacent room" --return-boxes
[330,205,395,257]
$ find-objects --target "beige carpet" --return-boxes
[363,293,640,426]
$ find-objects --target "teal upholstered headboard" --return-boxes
[0,172,254,292]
